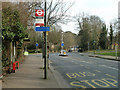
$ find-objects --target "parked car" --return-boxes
[68,49,73,52]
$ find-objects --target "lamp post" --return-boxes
[93,40,96,54]
[88,42,89,53]
[114,21,120,60]
[61,32,64,50]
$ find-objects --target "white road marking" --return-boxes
[94,70,101,73]
[80,64,84,66]
[74,62,78,64]
[84,66,90,69]
[99,65,118,70]
[79,53,83,54]
[61,57,68,58]
[81,61,92,64]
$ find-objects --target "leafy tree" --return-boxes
[2,7,27,42]
[78,29,90,51]
[99,24,108,49]
[75,13,104,51]
[77,17,91,51]
[2,6,28,69]
[109,24,113,49]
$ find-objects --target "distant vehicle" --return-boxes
[68,50,72,52]
[59,50,68,56]
[78,48,83,52]
[71,48,74,51]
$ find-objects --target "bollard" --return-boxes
[13,63,16,73]
[12,61,19,73]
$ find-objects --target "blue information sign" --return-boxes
[61,43,64,46]
[35,27,50,31]
[36,43,39,47]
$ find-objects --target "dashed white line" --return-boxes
[94,70,101,73]
[81,61,92,64]
[61,57,68,58]
[99,65,118,70]
[80,64,84,66]
[74,62,78,64]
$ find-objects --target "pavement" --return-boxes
[0,80,1,90]
[79,52,120,61]
[2,53,61,89]
[50,52,118,89]
[88,53,120,61]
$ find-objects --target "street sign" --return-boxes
[35,19,44,26]
[35,27,50,31]
[36,43,39,47]
[35,9,44,17]
[61,43,64,46]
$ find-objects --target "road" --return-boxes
[49,52,119,89]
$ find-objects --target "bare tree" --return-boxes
[46,0,75,26]
[27,0,75,26]
[64,31,77,49]
[48,25,62,45]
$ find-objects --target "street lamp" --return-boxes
[61,32,64,50]
[93,40,96,54]
[60,31,64,54]
[114,21,120,60]
[88,42,89,53]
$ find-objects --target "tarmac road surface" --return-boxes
[50,52,119,89]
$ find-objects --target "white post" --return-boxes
[14,42,15,56]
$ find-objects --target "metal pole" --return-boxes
[116,24,118,59]
[61,32,63,50]
[116,21,119,60]
[93,40,95,54]
[36,32,38,53]
[61,32,63,54]
[88,42,89,52]
[44,0,48,79]
[114,22,118,60]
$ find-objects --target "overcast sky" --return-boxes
[61,0,119,34]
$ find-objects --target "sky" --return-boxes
[61,0,119,34]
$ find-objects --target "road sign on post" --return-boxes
[34,3,49,79]
[35,9,44,17]
[35,27,50,31]
[35,19,44,26]
[44,0,48,79]
[61,43,64,46]
[36,43,39,47]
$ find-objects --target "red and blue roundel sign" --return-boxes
[35,9,44,17]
